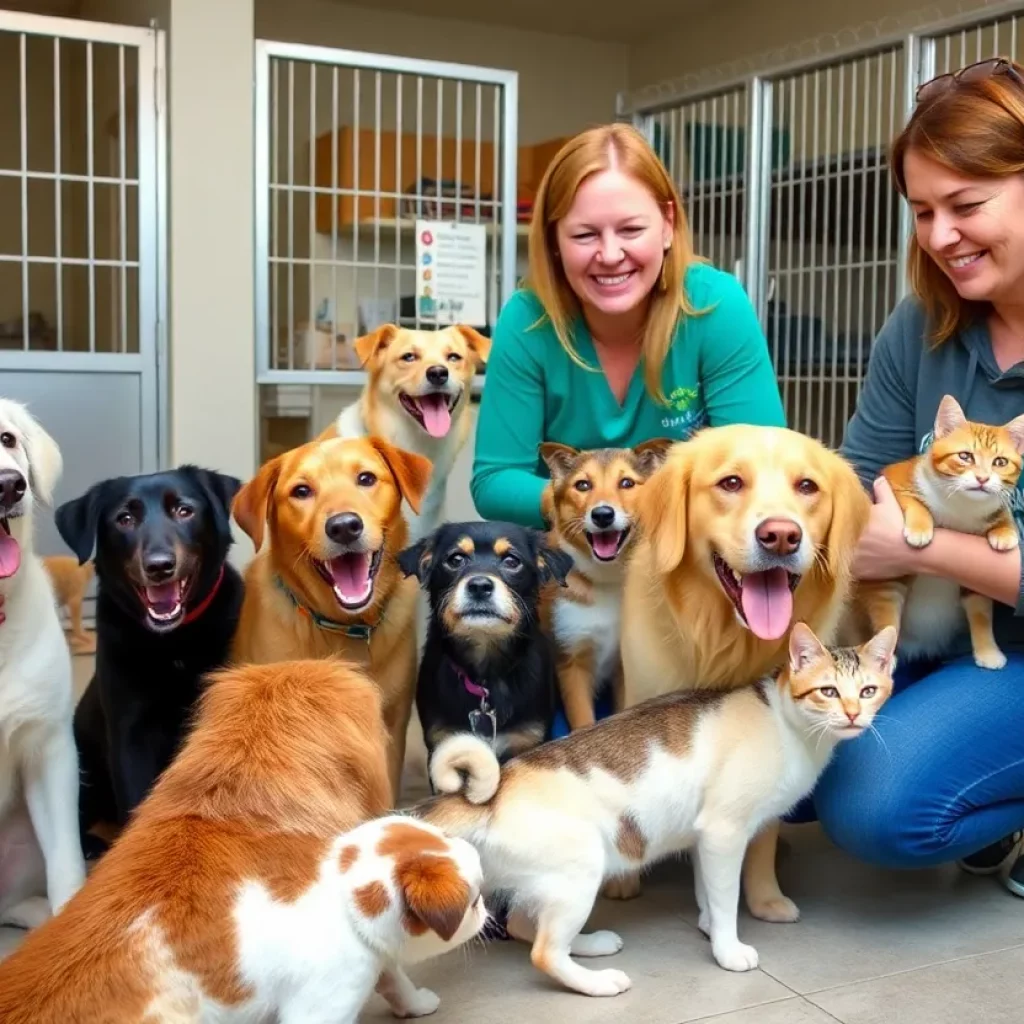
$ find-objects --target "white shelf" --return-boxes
[326,216,529,239]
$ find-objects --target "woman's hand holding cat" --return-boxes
[851,477,912,581]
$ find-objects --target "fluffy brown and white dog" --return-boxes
[0,399,86,931]
[617,424,871,912]
[0,659,487,1024]
[231,435,432,802]
[538,439,673,731]
[327,323,491,543]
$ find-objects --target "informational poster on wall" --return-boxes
[415,220,487,327]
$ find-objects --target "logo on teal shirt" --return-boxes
[660,385,707,438]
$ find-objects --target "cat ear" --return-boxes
[789,622,829,674]
[1003,411,1024,456]
[860,625,898,676]
[933,395,966,439]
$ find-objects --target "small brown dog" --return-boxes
[42,554,95,654]
[539,440,673,732]
[230,434,432,801]
[0,658,479,1024]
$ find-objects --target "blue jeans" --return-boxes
[788,652,1024,868]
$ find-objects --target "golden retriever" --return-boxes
[328,323,490,543]
[231,435,432,801]
[618,424,871,913]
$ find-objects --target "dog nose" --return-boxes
[755,518,802,557]
[590,505,616,530]
[143,552,176,582]
[0,469,27,512]
[325,512,364,544]
[466,575,494,600]
[426,364,449,386]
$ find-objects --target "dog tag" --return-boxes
[469,707,497,744]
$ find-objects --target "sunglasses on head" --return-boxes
[915,56,1024,105]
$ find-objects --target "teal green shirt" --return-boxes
[471,262,787,527]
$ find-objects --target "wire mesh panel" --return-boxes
[0,17,150,358]
[641,85,750,281]
[254,41,518,385]
[764,46,906,449]
[926,9,1024,76]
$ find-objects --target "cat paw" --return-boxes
[713,940,760,972]
[903,524,934,548]
[571,930,624,957]
[974,648,1007,670]
[601,874,641,901]
[987,527,1019,552]
[575,968,632,997]
[697,909,711,938]
[391,988,440,1019]
[747,895,801,923]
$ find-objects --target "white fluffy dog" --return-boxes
[0,398,86,929]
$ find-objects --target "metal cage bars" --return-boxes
[253,40,519,387]
[625,2,1024,447]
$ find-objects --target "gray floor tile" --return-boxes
[741,824,1024,993]
[809,945,1024,1024]
[689,997,841,1023]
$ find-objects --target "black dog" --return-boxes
[55,465,244,857]
[398,520,573,768]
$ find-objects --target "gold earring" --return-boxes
[659,257,669,292]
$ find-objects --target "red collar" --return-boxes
[182,567,225,625]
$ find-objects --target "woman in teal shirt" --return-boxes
[471,122,786,529]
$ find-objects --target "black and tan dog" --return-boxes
[55,465,244,857]
[398,521,573,767]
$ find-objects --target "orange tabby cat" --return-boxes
[856,395,1024,670]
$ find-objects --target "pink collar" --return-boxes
[455,666,489,701]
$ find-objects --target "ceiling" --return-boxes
[332,0,711,44]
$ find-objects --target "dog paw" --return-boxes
[974,648,1007,671]
[391,987,440,1018]
[577,968,632,997]
[1,897,51,931]
[987,527,1019,552]
[903,524,933,548]
[713,940,760,972]
[571,930,623,957]
[747,895,800,923]
[600,875,641,901]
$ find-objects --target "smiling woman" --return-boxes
[470,123,787,531]
[804,57,1024,899]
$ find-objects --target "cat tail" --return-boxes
[409,733,500,837]
[430,733,501,804]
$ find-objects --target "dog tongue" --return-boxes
[591,531,621,560]
[0,530,20,579]
[329,552,371,604]
[416,394,451,438]
[145,582,180,614]
[739,568,793,641]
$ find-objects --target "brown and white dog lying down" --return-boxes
[538,439,673,732]
[230,434,432,802]
[0,659,488,1024]
[327,323,491,544]
[617,424,872,912]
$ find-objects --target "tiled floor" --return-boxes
[3,649,1023,1022]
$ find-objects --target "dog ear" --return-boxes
[823,454,872,586]
[55,483,108,565]
[396,536,434,583]
[451,325,492,368]
[635,448,689,575]
[367,436,433,516]
[632,437,675,477]
[188,467,243,546]
[353,324,401,368]
[532,531,573,586]
[10,402,63,506]
[396,853,471,943]
[538,442,579,482]
[231,458,282,552]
